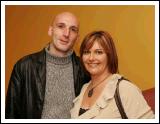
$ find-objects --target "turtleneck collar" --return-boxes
[45,44,73,65]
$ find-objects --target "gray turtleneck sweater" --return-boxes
[41,48,75,119]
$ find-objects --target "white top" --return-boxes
[70,74,155,119]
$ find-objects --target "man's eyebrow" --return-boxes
[56,22,78,28]
[56,22,64,25]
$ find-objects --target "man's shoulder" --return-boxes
[16,49,45,65]
[72,52,80,63]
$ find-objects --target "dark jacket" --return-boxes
[5,49,90,119]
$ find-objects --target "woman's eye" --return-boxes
[95,51,103,54]
[83,51,90,55]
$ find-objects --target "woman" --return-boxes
[70,31,154,119]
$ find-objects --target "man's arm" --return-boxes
[5,63,22,119]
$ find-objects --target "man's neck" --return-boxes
[48,43,72,57]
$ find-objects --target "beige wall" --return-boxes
[5,5,155,95]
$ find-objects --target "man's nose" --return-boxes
[63,28,70,38]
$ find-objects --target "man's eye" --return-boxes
[58,25,64,28]
[71,28,78,33]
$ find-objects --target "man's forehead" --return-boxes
[53,12,79,27]
[55,21,78,28]
[55,12,77,20]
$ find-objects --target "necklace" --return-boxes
[88,75,110,97]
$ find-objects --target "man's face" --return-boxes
[51,12,79,55]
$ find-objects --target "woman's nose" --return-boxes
[88,53,95,61]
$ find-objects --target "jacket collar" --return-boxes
[37,48,46,64]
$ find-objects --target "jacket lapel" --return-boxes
[71,52,80,97]
[32,49,46,101]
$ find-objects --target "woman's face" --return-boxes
[82,41,108,76]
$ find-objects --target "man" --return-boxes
[5,12,90,119]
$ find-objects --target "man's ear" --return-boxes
[76,34,80,42]
[48,26,53,36]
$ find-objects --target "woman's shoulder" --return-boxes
[81,82,90,91]
[117,75,154,118]
[102,73,142,100]
[119,77,142,94]
[73,82,90,103]
[109,73,141,92]
[116,75,146,107]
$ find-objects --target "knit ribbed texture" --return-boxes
[41,48,75,119]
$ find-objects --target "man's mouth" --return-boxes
[59,39,69,44]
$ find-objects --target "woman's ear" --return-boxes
[48,26,53,36]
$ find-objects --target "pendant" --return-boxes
[88,89,93,97]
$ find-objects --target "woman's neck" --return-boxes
[91,72,111,85]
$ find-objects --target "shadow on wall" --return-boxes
[142,88,155,113]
